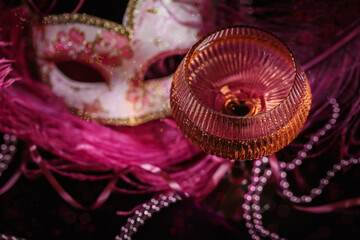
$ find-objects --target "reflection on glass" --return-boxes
[171,26,311,160]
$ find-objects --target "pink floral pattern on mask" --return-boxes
[82,99,108,115]
[126,80,152,111]
[32,0,202,125]
[126,87,150,110]
[42,27,133,66]
[126,76,171,112]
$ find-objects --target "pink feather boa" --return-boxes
[0,5,235,206]
[1,0,359,209]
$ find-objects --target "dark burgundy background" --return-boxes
[1,0,360,239]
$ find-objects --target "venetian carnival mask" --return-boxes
[32,0,202,125]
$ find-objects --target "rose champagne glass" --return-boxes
[170,26,311,162]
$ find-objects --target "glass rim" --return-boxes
[183,25,298,120]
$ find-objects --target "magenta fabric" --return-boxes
[0,0,359,209]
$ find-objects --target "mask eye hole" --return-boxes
[55,60,107,83]
[144,53,186,81]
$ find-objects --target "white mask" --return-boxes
[32,0,202,125]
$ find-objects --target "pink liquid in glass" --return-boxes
[171,27,311,160]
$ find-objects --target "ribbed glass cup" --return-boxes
[170,26,312,160]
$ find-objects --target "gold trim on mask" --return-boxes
[38,0,175,126]
[42,13,131,38]
[125,0,139,31]
[42,0,140,38]
[71,104,171,126]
